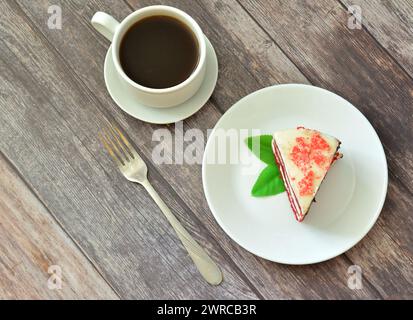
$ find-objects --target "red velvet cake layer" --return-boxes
[272,140,304,221]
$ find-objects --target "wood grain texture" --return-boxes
[340,0,413,78]
[125,0,378,299]
[127,0,413,299]
[240,0,413,193]
[346,177,413,299]
[0,0,411,299]
[239,0,413,298]
[0,153,118,299]
[12,0,385,298]
[0,0,257,299]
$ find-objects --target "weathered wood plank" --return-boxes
[238,0,413,298]
[0,0,342,297]
[127,0,309,110]
[12,0,399,299]
[0,0,258,299]
[340,0,413,78]
[2,0,410,299]
[125,0,411,299]
[239,0,413,192]
[346,176,413,299]
[68,0,380,298]
[0,153,118,299]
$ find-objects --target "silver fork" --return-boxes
[99,125,223,285]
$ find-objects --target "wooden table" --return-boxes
[0,0,412,299]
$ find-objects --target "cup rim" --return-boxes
[112,5,206,94]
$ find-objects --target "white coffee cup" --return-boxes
[91,6,207,108]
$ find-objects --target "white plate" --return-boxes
[202,84,388,264]
[104,36,218,124]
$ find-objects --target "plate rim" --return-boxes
[202,83,388,265]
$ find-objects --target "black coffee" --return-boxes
[119,15,199,89]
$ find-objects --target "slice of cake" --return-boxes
[272,127,342,222]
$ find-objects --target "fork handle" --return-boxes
[142,180,223,286]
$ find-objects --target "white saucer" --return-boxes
[202,84,388,265]
[104,36,218,124]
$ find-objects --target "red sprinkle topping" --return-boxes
[298,171,315,196]
[312,151,327,167]
[311,133,330,151]
[291,137,311,172]
[290,131,331,196]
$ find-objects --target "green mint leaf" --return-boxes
[251,165,285,197]
[245,135,275,165]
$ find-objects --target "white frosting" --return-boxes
[273,128,340,216]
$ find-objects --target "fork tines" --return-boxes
[99,125,136,165]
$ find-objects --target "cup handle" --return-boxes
[91,12,120,42]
